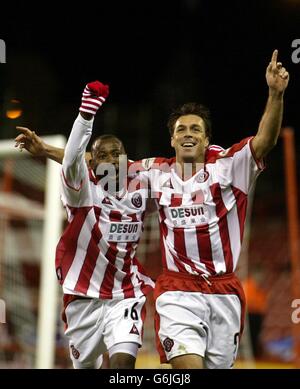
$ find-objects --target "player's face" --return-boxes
[91,139,125,180]
[171,114,209,163]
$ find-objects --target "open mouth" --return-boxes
[181,141,197,148]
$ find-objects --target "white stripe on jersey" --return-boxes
[64,208,95,291]
[159,213,180,272]
[220,186,242,271]
[86,237,111,298]
[164,240,180,272]
[111,242,129,299]
[209,145,224,150]
[207,209,227,274]
[184,227,209,274]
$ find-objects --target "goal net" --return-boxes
[0,136,66,368]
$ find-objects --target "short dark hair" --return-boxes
[91,134,125,156]
[167,102,212,142]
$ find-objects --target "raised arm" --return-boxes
[252,50,289,160]
[62,81,109,190]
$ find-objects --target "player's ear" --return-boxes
[85,152,92,167]
[89,158,94,168]
[171,137,175,149]
[204,137,209,148]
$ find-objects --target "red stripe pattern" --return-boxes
[55,206,91,284]
[74,207,102,294]
[195,224,216,274]
[210,183,233,273]
[79,81,108,115]
[147,138,261,276]
[231,186,248,242]
[173,228,200,273]
[59,195,154,299]
[99,210,122,299]
[158,208,168,269]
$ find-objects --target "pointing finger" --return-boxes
[271,49,278,65]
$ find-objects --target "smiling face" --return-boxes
[171,114,209,163]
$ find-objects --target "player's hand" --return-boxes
[15,127,46,156]
[79,80,109,116]
[266,50,289,94]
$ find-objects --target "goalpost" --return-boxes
[0,135,65,369]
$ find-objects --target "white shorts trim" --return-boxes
[108,342,139,359]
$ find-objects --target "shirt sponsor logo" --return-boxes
[168,206,208,226]
[106,222,142,242]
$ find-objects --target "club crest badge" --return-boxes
[131,193,142,208]
[163,337,174,352]
[196,170,209,183]
[70,345,80,359]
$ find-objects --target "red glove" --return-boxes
[79,81,109,115]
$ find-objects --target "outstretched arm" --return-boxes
[252,50,289,160]
[15,127,65,163]
[15,127,92,164]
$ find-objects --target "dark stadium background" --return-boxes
[1,0,299,158]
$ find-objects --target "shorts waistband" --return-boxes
[162,269,236,282]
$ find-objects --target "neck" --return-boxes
[175,160,205,180]
[176,154,205,179]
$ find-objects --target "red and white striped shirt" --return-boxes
[140,138,264,276]
[56,115,154,299]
